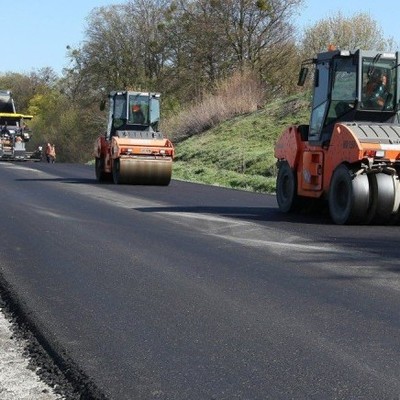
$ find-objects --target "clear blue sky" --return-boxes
[2,0,122,75]
[2,0,399,76]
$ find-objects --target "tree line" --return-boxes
[0,0,396,162]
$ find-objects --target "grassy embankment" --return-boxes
[172,93,310,194]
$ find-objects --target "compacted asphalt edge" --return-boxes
[0,275,106,400]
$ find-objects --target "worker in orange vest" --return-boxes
[46,143,56,163]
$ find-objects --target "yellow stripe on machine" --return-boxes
[0,112,33,119]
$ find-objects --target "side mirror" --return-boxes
[297,67,309,86]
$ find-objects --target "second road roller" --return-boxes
[275,47,400,225]
[94,90,174,185]
[0,89,34,161]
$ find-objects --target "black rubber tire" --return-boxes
[95,157,112,183]
[367,173,396,224]
[329,165,370,225]
[276,161,298,213]
[112,158,121,184]
[95,157,105,182]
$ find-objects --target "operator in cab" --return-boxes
[131,104,145,124]
[363,69,390,109]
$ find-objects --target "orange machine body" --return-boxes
[94,90,174,185]
[275,123,400,200]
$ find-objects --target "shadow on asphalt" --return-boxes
[134,205,333,225]
[15,177,97,184]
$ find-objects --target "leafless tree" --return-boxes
[301,12,396,56]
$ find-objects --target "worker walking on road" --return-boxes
[46,143,56,163]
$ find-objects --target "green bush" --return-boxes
[171,93,310,194]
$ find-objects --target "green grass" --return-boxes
[172,93,310,193]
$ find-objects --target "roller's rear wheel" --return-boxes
[112,158,121,184]
[95,157,112,182]
[276,161,298,212]
[329,165,370,225]
[367,173,397,224]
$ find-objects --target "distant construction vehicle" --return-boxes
[0,90,34,161]
[274,47,400,224]
[94,90,174,185]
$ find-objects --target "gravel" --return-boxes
[0,305,65,399]
[0,286,87,400]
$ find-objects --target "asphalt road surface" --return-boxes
[0,161,400,400]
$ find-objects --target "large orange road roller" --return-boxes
[94,90,174,185]
[274,48,400,224]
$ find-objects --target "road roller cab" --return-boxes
[274,48,400,224]
[94,90,174,185]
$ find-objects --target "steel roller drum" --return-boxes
[115,158,172,185]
